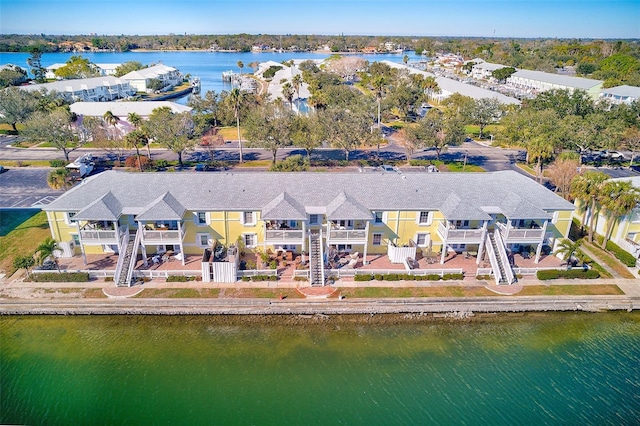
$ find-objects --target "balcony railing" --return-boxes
[328,229,367,241]
[265,230,304,242]
[142,228,184,243]
[496,223,544,242]
[80,229,118,244]
[79,224,127,245]
[437,223,484,242]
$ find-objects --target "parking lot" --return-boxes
[0,168,64,208]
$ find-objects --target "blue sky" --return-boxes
[1,0,638,38]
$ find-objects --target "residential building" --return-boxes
[577,176,640,262]
[70,101,192,138]
[95,63,121,76]
[381,61,521,105]
[506,69,603,100]
[121,64,183,93]
[599,85,640,106]
[21,76,135,102]
[43,170,574,285]
[471,62,510,80]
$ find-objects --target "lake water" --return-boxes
[0,50,412,104]
[2,313,639,425]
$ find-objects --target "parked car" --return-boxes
[379,164,400,173]
[194,163,210,172]
[0,165,6,173]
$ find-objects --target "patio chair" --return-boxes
[173,252,184,262]
[349,251,359,260]
[344,258,358,269]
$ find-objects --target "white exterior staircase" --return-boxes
[309,231,325,287]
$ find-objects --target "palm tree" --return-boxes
[292,74,303,114]
[228,88,246,163]
[125,129,148,172]
[570,171,609,242]
[282,82,295,110]
[36,237,61,272]
[599,180,640,249]
[128,111,149,158]
[237,60,244,75]
[103,110,119,140]
[422,76,440,102]
[554,238,582,269]
[47,168,72,190]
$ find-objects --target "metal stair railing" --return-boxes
[485,233,505,286]
[493,229,516,284]
[113,230,131,287]
[123,228,143,287]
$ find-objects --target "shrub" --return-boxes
[166,275,196,282]
[374,274,384,281]
[245,260,257,270]
[605,240,637,267]
[269,260,278,269]
[536,269,600,280]
[263,65,283,79]
[241,276,251,282]
[155,159,169,169]
[354,274,373,281]
[32,272,90,282]
[442,273,464,281]
[270,155,309,171]
[425,274,442,281]
[104,276,114,282]
[294,276,308,281]
[49,159,66,167]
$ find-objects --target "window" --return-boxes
[197,233,210,247]
[71,234,80,246]
[418,211,432,225]
[66,212,78,225]
[243,233,257,248]
[337,244,352,252]
[196,212,207,225]
[241,211,256,226]
[374,212,383,224]
[309,214,319,225]
[453,220,469,228]
[415,233,431,247]
[372,233,382,246]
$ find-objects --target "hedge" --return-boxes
[240,275,278,282]
[354,273,464,281]
[32,272,90,282]
[536,269,600,280]
[605,241,637,267]
[166,275,197,282]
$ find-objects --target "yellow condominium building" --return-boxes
[43,170,575,286]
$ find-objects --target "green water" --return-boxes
[2,314,639,425]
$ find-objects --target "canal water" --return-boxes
[2,313,639,425]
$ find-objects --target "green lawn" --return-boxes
[464,124,502,140]
[0,210,50,277]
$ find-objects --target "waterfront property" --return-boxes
[42,171,574,286]
[21,76,135,102]
[576,176,640,263]
[599,85,640,106]
[120,64,183,93]
[70,101,192,138]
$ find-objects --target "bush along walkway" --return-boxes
[580,242,634,279]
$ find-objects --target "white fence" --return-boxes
[388,242,417,264]
[237,269,278,277]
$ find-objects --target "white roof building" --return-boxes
[599,85,640,105]
[121,64,183,93]
[381,61,521,105]
[471,62,512,80]
[21,76,135,102]
[506,69,603,100]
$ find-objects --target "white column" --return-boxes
[363,221,369,265]
[77,221,86,265]
[178,221,185,266]
[477,220,488,265]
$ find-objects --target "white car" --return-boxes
[380,164,400,173]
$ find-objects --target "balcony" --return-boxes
[328,229,367,243]
[437,222,484,243]
[265,229,305,244]
[79,224,126,245]
[142,227,185,244]
[496,222,545,242]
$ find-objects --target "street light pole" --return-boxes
[463,151,468,171]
